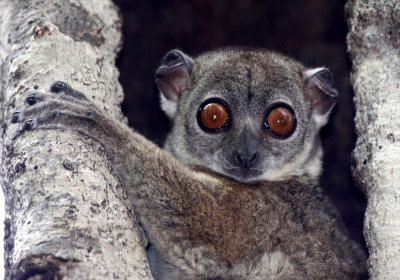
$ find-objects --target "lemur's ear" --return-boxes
[156,50,194,118]
[305,67,339,128]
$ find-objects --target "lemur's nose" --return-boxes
[234,151,258,169]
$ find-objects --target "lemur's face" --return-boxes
[157,49,337,183]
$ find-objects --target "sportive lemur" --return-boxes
[11,48,367,279]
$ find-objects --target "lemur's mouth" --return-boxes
[223,167,263,183]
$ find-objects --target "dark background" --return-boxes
[113,0,366,247]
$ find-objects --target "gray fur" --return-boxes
[11,48,366,279]
[163,48,335,183]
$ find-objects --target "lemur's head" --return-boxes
[156,48,338,183]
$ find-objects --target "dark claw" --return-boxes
[25,92,43,106]
[50,81,72,94]
[11,110,22,123]
[23,119,35,130]
[50,81,87,100]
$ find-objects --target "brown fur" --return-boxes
[11,49,367,279]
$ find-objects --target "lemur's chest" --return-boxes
[181,185,304,264]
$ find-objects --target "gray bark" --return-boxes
[346,0,400,279]
[0,0,152,279]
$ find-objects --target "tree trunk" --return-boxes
[346,0,400,278]
[0,0,152,279]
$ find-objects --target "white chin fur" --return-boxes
[160,94,178,119]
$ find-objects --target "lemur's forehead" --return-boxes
[192,49,305,101]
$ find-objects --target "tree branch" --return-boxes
[0,0,152,278]
[346,0,400,278]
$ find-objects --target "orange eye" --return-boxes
[200,102,229,130]
[266,107,295,136]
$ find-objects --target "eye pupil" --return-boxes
[266,107,295,136]
[200,102,229,130]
